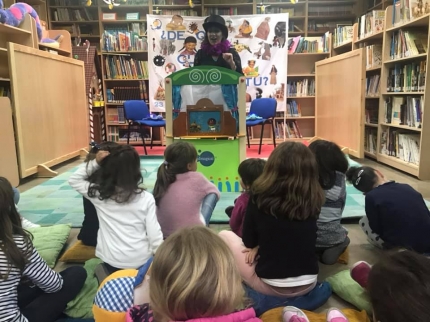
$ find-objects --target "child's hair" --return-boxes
[153,141,197,206]
[368,251,430,322]
[84,141,119,163]
[87,145,143,203]
[345,166,377,193]
[0,177,32,279]
[308,140,349,190]
[252,142,325,220]
[150,226,244,322]
[238,158,266,188]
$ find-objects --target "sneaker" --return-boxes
[350,261,372,289]
[282,306,310,322]
[326,308,349,322]
[21,217,40,229]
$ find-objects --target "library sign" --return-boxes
[147,13,289,112]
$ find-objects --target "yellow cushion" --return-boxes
[337,246,349,265]
[260,307,370,322]
[59,240,96,263]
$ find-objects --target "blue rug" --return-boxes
[19,157,368,227]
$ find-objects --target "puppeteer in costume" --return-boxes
[194,14,243,75]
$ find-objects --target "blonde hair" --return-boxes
[150,226,244,321]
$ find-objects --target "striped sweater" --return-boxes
[316,171,348,248]
[0,236,63,322]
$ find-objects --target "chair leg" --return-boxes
[127,123,131,145]
[139,125,147,155]
[246,126,250,148]
[150,128,154,149]
[271,120,277,148]
[259,123,265,155]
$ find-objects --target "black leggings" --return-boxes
[18,266,87,322]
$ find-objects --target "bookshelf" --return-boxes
[376,5,430,179]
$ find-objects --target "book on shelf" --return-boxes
[107,106,126,124]
[392,0,430,25]
[288,35,329,54]
[51,0,98,5]
[286,100,302,117]
[0,86,11,98]
[364,127,378,154]
[107,127,151,143]
[105,56,149,79]
[366,44,382,69]
[275,120,303,139]
[287,79,315,97]
[162,9,198,15]
[333,25,353,47]
[365,106,379,124]
[52,8,94,21]
[358,10,385,39]
[384,95,423,128]
[366,74,381,96]
[102,30,148,52]
[380,127,420,165]
[389,29,428,60]
[106,82,148,103]
[387,60,426,92]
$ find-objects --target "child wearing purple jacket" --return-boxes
[225,158,266,238]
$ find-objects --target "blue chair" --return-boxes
[246,98,277,155]
[123,100,166,155]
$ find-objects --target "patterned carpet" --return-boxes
[19,157,369,227]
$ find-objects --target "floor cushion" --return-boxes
[260,307,370,322]
[326,270,372,315]
[27,224,71,268]
[64,258,103,319]
[59,240,96,263]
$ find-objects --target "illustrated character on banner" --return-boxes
[226,19,235,34]
[235,19,253,38]
[233,40,251,54]
[153,55,166,67]
[194,14,243,74]
[188,22,199,34]
[159,39,175,56]
[243,60,259,77]
[255,17,271,40]
[273,21,286,48]
[165,63,176,74]
[178,36,197,56]
[256,88,263,99]
[154,80,166,100]
[166,14,186,31]
[151,19,162,30]
[270,65,277,85]
[254,42,272,60]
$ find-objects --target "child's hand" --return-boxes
[242,246,259,266]
[96,150,110,164]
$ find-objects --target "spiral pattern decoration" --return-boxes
[189,69,205,83]
[206,69,222,83]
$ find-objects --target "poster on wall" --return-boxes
[147,14,289,112]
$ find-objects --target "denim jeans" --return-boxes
[245,281,332,316]
[201,193,219,225]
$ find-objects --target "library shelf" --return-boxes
[365,96,380,99]
[0,77,10,81]
[102,20,147,24]
[308,15,356,20]
[308,0,356,4]
[203,3,251,7]
[354,30,384,44]
[366,65,382,71]
[102,51,148,54]
[99,5,150,9]
[263,1,305,5]
[380,123,422,132]
[386,13,430,32]
[51,20,100,24]
[105,78,149,81]
[288,53,330,56]
[50,5,98,8]
[377,153,419,175]
[0,23,32,35]
[384,53,427,64]
[382,92,424,95]
[365,123,378,128]
[333,40,352,50]
[275,116,315,119]
[364,151,377,158]
[39,43,71,56]
[0,48,7,56]
[286,96,316,98]
[71,34,100,37]
[288,74,316,77]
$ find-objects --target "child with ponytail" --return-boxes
[153,141,220,238]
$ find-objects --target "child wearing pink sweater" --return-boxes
[153,142,220,238]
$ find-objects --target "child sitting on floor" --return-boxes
[153,141,220,238]
[346,166,430,253]
[78,141,119,247]
[350,251,430,322]
[69,145,163,276]
[219,142,326,313]
[225,158,266,238]
[126,226,261,322]
[0,177,86,322]
[309,140,350,265]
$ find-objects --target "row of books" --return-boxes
[102,30,148,52]
[288,35,329,54]
[0,86,10,98]
[364,127,377,154]
[366,74,381,97]
[287,79,315,97]
[386,61,426,92]
[366,44,382,69]
[107,107,126,124]
[274,121,303,139]
[384,96,423,128]
[392,0,429,26]
[380,128,420,165]
[107,127,152,143]
[105,56,149,79]
[204,8,238,15]
[161,9,198,16]
[333,25,353,47]
[106,82,149,103]
[52,8,94,21]
[308,5,353,16]
[286,100,302,117]
[389,30,427,60]
[365,106,378,124]
[358,10,385,39]
[50,0,96,6]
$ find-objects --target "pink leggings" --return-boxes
[218,231,316,297]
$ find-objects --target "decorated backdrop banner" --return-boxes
[147,14,289,112]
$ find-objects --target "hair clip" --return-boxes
[163,160,168,165]
[355,169,364,186]
[90,142,100,150]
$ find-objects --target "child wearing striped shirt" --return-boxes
[0,177,86,322]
